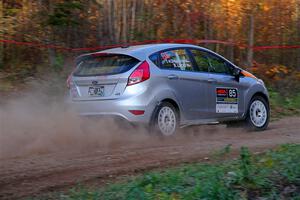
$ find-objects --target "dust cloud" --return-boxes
[0,80,151,159]
[0,78,230,160]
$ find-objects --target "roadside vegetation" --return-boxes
[34,144,300,200]
[252,64,300,118]
[269,90,300,119]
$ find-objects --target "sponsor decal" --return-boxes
[216,88,238,113]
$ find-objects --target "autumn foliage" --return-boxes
[0,0,300,94]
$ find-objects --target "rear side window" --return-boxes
[190,49,210,72]
[160,49,193,71]
[149,53,159,66]
[73,54,139,76]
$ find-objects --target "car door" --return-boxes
[204,52,248,119]
[157,48,210,121]
[186,48,216,119]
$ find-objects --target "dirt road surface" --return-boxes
[0,117,300,200]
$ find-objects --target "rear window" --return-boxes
[73,54,139,76]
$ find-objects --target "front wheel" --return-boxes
[246,96,270,131]
[152,102,179,136]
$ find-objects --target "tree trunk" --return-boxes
[223,1,234,62]
[204,1,214,50]
[149,1,155,39]
[122,0,127,43]
[47,1,56,67]
[94,0,104,45]
[173,3,178,37]
[297,1,300,69]
[97,9,104,45]
[228,45,234,62]
[114,1,121,43]
[186,4,193,39]
[107,0,115,43]
[136,0,144,36]
[130,0,136,41]
[247,14,254,68]
[0,0,4,68]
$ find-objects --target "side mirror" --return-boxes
[232,68,241,82]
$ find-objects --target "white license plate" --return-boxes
[88,86,104,96]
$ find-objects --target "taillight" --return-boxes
[127,61,150,86]
[66,68,76,89]
[70,85,79,98]
[66,75,72,89]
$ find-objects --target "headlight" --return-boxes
[258,79,265,86]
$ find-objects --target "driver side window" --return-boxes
[207,54,233,75]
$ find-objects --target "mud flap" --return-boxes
[148,101,163,133]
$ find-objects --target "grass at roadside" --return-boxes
[34,144,300,200]
[269,90,300,119]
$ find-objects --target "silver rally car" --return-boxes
[68,43,270,136]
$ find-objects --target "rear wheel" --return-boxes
[246,96,270,131]
[153,102,179,136]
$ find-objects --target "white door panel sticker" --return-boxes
[216,88,238,113]
[216,104,238,113]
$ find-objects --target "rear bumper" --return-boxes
[68,96,157,124]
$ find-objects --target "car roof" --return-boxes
[78,43,211,61]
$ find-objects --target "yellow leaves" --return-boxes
[263,65,290,81]
[253,63,300,86]
[296,72,300,81]
[266,65,290,76]
[213,0,243,38]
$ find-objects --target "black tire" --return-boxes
[151,102,179,136]
[245,95,270,131]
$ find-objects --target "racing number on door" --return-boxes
[228,89,237,98]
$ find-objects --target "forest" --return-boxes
[0,0,300,96]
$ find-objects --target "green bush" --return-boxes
[269,89,300,118]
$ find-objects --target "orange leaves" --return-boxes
[265,65,290,81]
[252,63,300,96]
[266,65,289,75]
[254,63,298,82]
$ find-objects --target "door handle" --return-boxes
[167,74,179,80]
[207,78,217,83]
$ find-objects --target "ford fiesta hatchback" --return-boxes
[68,43,270,136]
